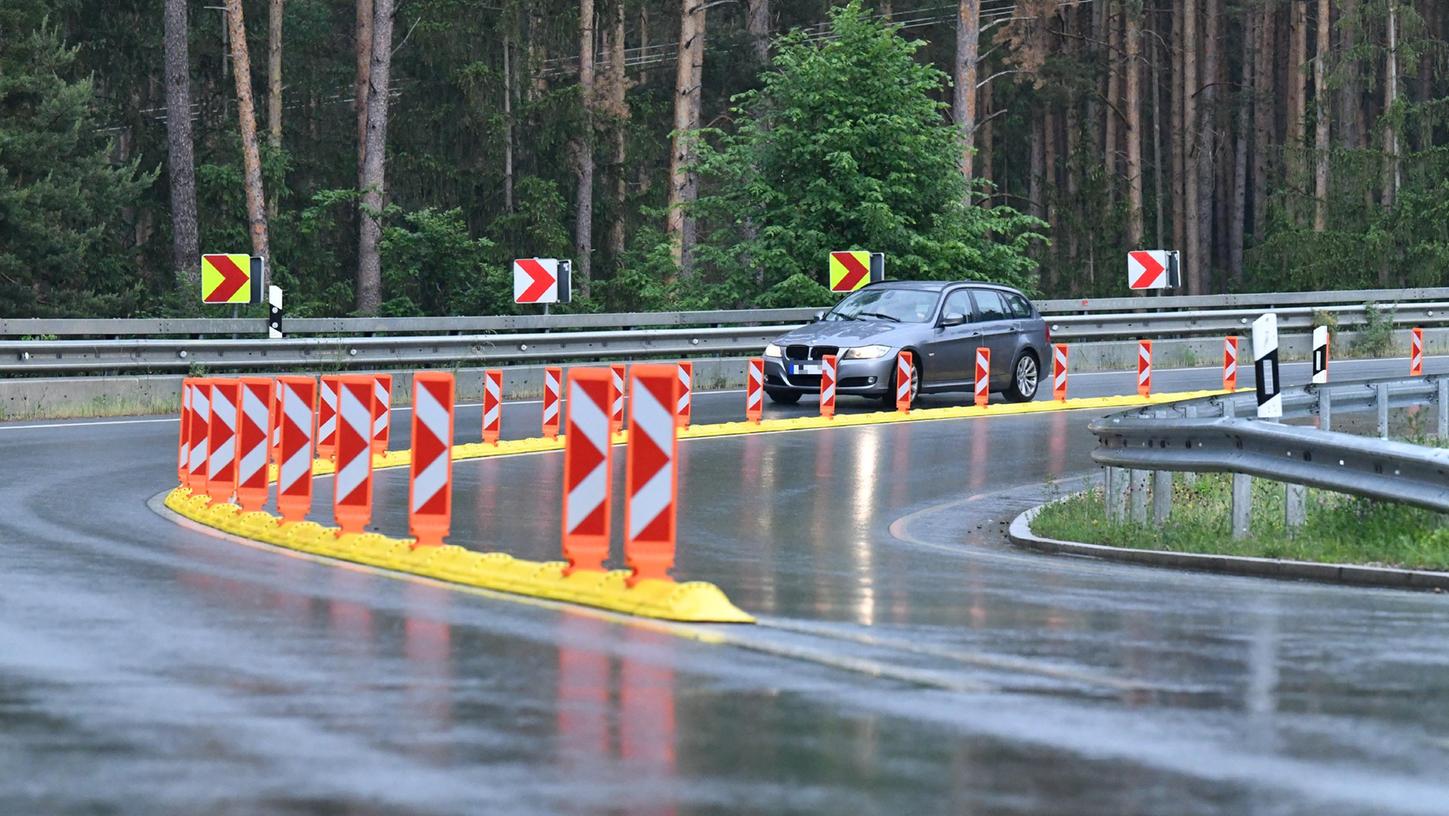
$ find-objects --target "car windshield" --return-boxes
[825,288,940,324]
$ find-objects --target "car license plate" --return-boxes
[791,363,822,375]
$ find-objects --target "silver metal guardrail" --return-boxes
[1089,375,1449,535]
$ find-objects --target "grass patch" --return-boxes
[1034,473,1449,571]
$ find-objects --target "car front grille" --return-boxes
[785,344,841,360]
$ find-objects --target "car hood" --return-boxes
[773,319,918,348]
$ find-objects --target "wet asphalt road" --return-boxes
[3,356,1449,815]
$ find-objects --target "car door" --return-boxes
[969,289,1017,389]
[919,288,978,388]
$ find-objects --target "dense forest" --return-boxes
[2,0,1447,318]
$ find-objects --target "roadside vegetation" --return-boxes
[1033,473,1449,572]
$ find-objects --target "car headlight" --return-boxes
[764,343,783,357]
[843,344,891,360]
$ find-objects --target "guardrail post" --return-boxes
[1376,382,1389,439]
[1152,470,1172,523]
[1130,469,1149,523]
[1285,483,1306,531]
[1104,467,1128,521]
[1438,378,1448,440]
[1318,387,1332,431]
[1231,474,1252,540]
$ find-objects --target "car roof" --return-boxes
[866,280,1025,295]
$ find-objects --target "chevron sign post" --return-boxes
[896,351,913,413]
[235,378,274,512]
[1223,336,1239,391]
[512,258,572,304]
[1137,340,1153,398]
[624,365,681,587]
[974,347,990,408]
[482,369,503,445]
[177,379,192,486]
[318,375,341,461]
[186,380,212,493]
[610,364,626,435]
[371,374,392,454]
[1127,250,1179,291]
[746,358,764,424]
[675,362,693,428]
[562,369,614,575]
[1052,343,1069,402]
[1412,327,1424,376]
[542,367,562,439]
[828,250,885,293]
[333,376,377,535]
[206,379,240,505]
[820,354,837,419]
[409,372,455,549]
[275,376,317,523]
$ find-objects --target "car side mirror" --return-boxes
[813,310,826,322]
[940,312,967,327]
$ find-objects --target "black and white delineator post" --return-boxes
[1311,325,1329,385]
[1253,313,1282,418]
[267,285,284,339]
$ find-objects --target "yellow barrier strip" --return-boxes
[164,487,754,624]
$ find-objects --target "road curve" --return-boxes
[3,356,1448,815]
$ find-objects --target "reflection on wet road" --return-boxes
[2,357,1447,814]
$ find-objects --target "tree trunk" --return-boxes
[746,0,769,64]
[1313,0,1330,231]
[1288,0,1307,221]
[667,0,706,275]
[1124,0,1143,248]
[1231,8,1252,282]
[1105,0,1120,198]
[163,0,199,290]
[267,0,283,221]
[1183,0,1201,293]
[1150,7,1164,246]
[573,0,596,297]
[1197,0,1219,288]
[953,0,980,183]
[978,78,994,202]
[224,0,271,265]
[1029,108,1044,221]
[503,34,514,212]
[1252,6,1272,239]
[1171,0,1185,260]
[356,0,394,316]
[354,0,373,190]
[1383,0,1400,211]
[606,0,628,261]
[1337,0,1361,150]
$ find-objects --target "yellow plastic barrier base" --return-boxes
[163,487,754,624]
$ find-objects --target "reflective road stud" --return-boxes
[186,379,211,493]
[562,369,614,574]
[333,376,377,535]
[820,354,837,419]
[1223,336,1239,391]
[746,358,764,424]
[625,365,680,587]
[206,379,240,505]
[1312,325,1330,385]
[896,352,913,413]
[409,372,455,549]
[371,373,392,454]
[1052,343,1069,402]
[542,367,562,439]
[974,347,991,408]
[235,378,273,512]
[177,378,192,485]
[1412,327,1424,376]
[610,364,626,435]
[1253,313,1283,419]
[482,369,502,444]
[318,374,341,461]
[276,376,317,523]
[1137,340,1153,398]
[675,362,693,428]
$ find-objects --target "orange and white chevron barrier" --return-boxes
[269,379,284,465]
[275,376,317,523]
[235,377,273,512]
[675,361,693,428]
[563,368,614,574]
[408,372,454,549]
[1137,339,1153,398]
[318,374,341,461]
[896,351,913,413]
[333,375,377,535]
[625,364,680,586]
[610,363,626,435]
[371,373,392,454]
[177,378,192,485]
[1223,336,1239,391]
[206,379,240,505]
[185,378,211,493]
[746,358,764,424]
[1412,327,1424,376]
[1052,343,1069,401]
[542,366,562,439]
[820,354,837,419]
[974,347,990,408]
[482,369,502,444]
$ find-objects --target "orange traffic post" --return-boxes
[1223,336,1239,391]
[177,378,192,486]
[185,378,212,493]
[1137,339,1153,398]
[408,372,455,549]
[675,361,693,428]
[745,358,764,424]
[562,369,614,575]
[275,376,317,523]
[1052,343,1069,402]
[895,351,913,413]
[610,363,626,435]
[235,378,274,512]
[542,366,562,439]
[482,369,502,444]
[974,347,991,408]
[624,364,681,587]
[820,354,837,419]
[268,379,284,466]
[333,375,377,536]
[371,373,393,454]
[206,379,240,505]
[1411,327,1424,376]
[318,374,341,461]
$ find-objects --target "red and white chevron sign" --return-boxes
[746,358,764,423]
[542,366,562,439]
[333,376,377,535]
[896,352,913,413]
[235,377,273,512]
[269,379,283,464]
[562,368,613,574]
[409,372,455,548]
[1223,336,1239,391]
[206,379,240,504]
[186,379,211,492]
[1137,339,1153,397]
[974,347,990,408]
[276,376,316,523]
[624,365,680,586]
[1052,343,1069,401]
[1128,250,1171,290]
[371,374,392,454]
[513,258,561,304]
[1411,327,1424,376]
[610,363,626,435]
[675,361,693,428]
[318,375,340,461]
[482,369,502,444]
[820,354,837,419]
[177,379,192,485]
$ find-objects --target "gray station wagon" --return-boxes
[762,280,1049,406]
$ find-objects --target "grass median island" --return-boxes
[1033,474,1449,572]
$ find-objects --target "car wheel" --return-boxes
[878,353,921,407]
[1005,351,1040,403]
[765,387,801,405]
